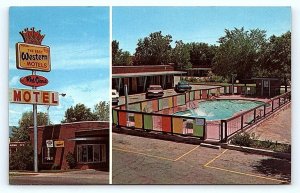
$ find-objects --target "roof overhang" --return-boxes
[68,137,108,141]
[112,71,186,78]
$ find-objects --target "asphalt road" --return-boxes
[9,170,109,185]
[112,133,291,184]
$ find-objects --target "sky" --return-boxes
[9,7,110,126]
[113,6,291,54]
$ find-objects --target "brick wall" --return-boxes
[29,121,109,170]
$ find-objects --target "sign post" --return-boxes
[10,27,56,172]
[33,94,38,172]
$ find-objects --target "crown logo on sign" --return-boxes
[19,27,45,45]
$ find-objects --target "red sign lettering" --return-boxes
[20,75,48,87]
[13,90,21,101]
[23,91,31,102]
[43,92,49,103]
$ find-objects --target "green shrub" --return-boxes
[66,152,77,169]
[231,133,291,153]
[230,132,255,147]
[189,77,198,83]
[9,144,33,171]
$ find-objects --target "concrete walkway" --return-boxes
[250,105,291,144]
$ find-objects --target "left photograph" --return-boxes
[8,7,110,185]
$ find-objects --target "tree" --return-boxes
[62,103,97,123]
[112,40,132,66]
[134,31,172,65]
[188,42,217,67]
[213,27,267,80]
[10,111,48,142]
[256,31,291,91]
[112,40,120,64]
[9,144,33,170]
[171,40,192,70]
[94,101,109,121]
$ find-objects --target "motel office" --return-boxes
[112,64,213,95]
[29,121,109,171]
[112,65,186,95]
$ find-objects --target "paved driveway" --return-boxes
[112,133,290,184]
[9,170,109,185]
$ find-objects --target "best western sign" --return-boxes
[10,88,59,106]
[16,43,51,72]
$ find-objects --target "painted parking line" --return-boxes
[204,149,288,183]
[174,146,199,161]
[204,149,228,167]
[113,145,200,162]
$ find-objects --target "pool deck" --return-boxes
[249,104,291,144]
[216,95,270,103]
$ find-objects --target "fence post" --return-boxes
[200,90,202,99]
[224,121,228,142]
[241,115,243,129]
[203,119,206,140]
[116,110,120,128]
[272,99,274,112]
[253,109,256,123]
[220,120,223,141]
[264,105,266,117]
[142,113,145,130]
[221,120,228,142]
[171,117,174,135]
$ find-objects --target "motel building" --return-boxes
[27,121,109,171]
[112,65,186,95]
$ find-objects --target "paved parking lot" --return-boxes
[112,133,290,184]
[9,170,109,185]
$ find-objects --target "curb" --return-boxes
[113,127,206,145]
[200,143,221,150]
[221,144,291,160]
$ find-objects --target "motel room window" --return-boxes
[138,77,145,86]
[77,144,106,163]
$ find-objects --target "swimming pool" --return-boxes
[174,99,265,121]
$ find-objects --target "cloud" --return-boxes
[9,76,20,86]
[59,78,109,108]
[9,104,32,126]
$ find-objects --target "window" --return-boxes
[77,144,106,163]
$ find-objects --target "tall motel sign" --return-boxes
[9,28,59,172]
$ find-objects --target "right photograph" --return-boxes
[111,6,291,184]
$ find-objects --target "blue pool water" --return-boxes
[174,99,265,121]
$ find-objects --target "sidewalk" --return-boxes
[250,105,291,144]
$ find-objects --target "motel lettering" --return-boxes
[10,88,59,106]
